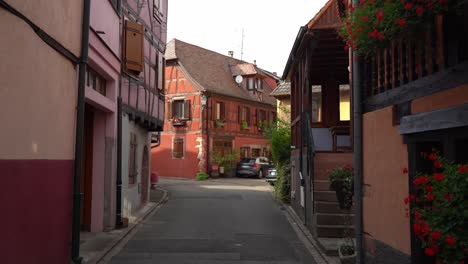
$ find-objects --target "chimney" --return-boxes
[253,60,257,65]
[228,51,234,57]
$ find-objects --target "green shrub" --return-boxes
[196,171,209,181]
[274,162,291,203]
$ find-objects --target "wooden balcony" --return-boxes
[362,11,468,112]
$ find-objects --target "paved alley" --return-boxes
[109,178,317,264]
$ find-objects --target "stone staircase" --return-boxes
[312,153,354,256]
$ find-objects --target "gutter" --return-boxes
[282,26,307,80]
[352,0,364,261]
[71,0,91,263]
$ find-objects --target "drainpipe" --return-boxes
[116,82,123,228]
[352,0,364,260]
[205,95,210,175]
[71,0,91,262]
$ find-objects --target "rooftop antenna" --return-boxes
[241,28,244,61]
[228,51,234,57]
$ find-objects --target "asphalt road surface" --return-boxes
[110,178,317,264]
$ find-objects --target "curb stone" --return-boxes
[85,187,169,264]
[270,189,339,264]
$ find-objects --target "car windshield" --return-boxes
[240,158,255,164]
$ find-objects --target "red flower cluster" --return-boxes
[413,175,429,186]
[459,165,468,173]
[433,173,444,182]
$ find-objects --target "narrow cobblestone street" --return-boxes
[109,178,317,264]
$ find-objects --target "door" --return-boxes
[80,104,94,231]
[141,146,149,205]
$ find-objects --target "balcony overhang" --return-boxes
[123,104,164,131]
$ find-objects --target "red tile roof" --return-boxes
[165,39,277,106]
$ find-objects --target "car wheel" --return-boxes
[258,170,263,178]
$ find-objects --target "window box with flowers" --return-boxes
[171,117,186,126]
[339,0,465,58]
[403,152,468,264]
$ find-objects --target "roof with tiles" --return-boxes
[270,81,291,97]
[165,39,277,106]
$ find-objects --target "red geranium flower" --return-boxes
[425,185,433,192]
[413,223,421,234]
[403,167,408,174]
[421,222,430,234]
[427,193,434,202]
[445,235,456,246]
[360,15,370,22]
[434,161,442,168]
[414,210,422,220]
[425,247,436,256]
[376,10,384,21]
[404,2,414,9]
[430,230,442,240]
[428,153,437,160]
[433,173,444,181]
[396,18,407,27]
[404,196,409,205]
[427,1,434,8]
[459,165,467,173]
[443,193,452,201]
[416,6,425,15]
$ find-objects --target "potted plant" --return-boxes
[338,239,356,264]
[258,121,266,131]
[240,120,248,130]
[403,152,467,264]
[329,165,354,210]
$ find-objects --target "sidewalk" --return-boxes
[79,187,168,264]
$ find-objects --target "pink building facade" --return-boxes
[0,0,167,262]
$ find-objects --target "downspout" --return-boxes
[206,95,210,176]
[116,82,123,228]
[71,0,91,262]
[352,0,364,260]
[115,0,123,228]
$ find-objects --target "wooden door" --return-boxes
[141,146,149,205]
[80,105,94,231]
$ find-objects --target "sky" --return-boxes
[166,0,329,77]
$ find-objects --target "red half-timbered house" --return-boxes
[151,39,278,179]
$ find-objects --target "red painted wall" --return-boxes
[151,64,276,179]
[0,160,73,264]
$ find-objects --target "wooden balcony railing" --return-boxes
[364,16,446,97]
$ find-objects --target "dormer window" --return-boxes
[247,78,255,90]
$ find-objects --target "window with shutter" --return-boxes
[167,101,172,119]
[183,99,191,120]
[123,20,144,74]
[172,137,184,159]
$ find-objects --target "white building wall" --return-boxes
[121,114,151,219]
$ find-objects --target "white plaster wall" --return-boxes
[122,114,151,219]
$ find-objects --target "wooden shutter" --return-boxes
[238,106,241,124]
[173,138,184,158]
[220,102,226,120]
[246,107,251,125]
[212,102,217,120]
[124,20,144,73]
[183,99,191,119]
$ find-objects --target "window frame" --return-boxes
[153,0,163,22]
[171,99,191,120]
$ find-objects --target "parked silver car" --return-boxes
[236,157,272,178]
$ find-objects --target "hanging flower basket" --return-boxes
[403,152,468,264]
[339,0,466,57]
